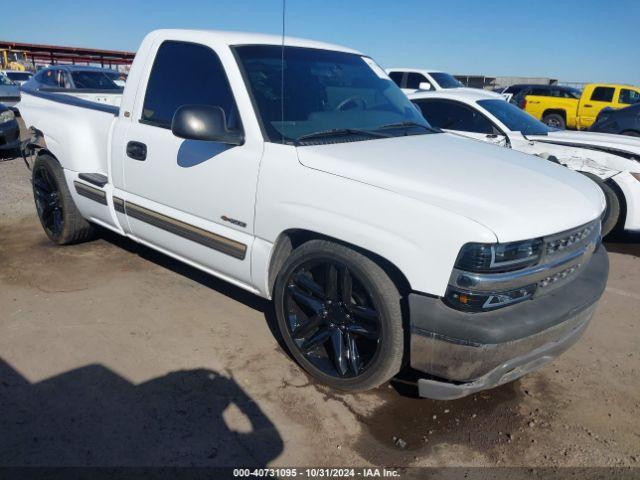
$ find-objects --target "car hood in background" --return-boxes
[530,130,640,156]
[296,133,604,242]
[450,87,503,98]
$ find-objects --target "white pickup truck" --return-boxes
[19,29,609,400]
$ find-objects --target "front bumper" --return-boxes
[0,119,20,152]
[409,245,608,400]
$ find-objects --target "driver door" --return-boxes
[119,40,263,286]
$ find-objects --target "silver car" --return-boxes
[0,74,20,107]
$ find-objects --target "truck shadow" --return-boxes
[95,228,292,357]
[0,358,283,467]
[604,231,640,257]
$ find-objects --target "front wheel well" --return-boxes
[267,229,411,298]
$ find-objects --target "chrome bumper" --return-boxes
[414,304,595,400]
[409,245,608,400]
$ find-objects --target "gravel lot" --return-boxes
[0,124,639,475]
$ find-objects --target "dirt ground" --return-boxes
[1,130,639,476]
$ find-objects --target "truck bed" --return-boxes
[19,87,121,175]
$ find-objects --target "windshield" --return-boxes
[70,71,120,90]
[430,72,464,89]
[6,72,32,82]
[0,75,15,86]
[478,99,552,136]
[235,46,431,144]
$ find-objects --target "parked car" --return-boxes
[0,70,34,86]
[386,68,502,98]
[518,83,640,130]
[494,84,541,103]
[0,73,20,107]
[0,103,20,157]
[22,65,123,106]
[410,90,640,236]
[19,29,608,400]
[590,103,640,137]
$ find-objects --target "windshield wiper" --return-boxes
[294,128,390,145]
[375,121,440,133]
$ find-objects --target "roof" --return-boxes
[38,65,119,72]
[147,29,361,54]
[385,68,443,74]
[408,89,501,102]
[584,82,639,89]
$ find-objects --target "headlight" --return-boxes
[454,238,542,273]
[445,238,543,312]
[0,109,15,124]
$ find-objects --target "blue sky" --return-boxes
[4,0,639,84]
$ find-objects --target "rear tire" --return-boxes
[274,239,404,392]
[32,154,95,245]
[542,113,566,130]
[580,172,620,237]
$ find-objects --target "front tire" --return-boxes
[32,154,95,245]
[274,240,404,392]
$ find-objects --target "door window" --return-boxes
[590,87,615,102]
[405,72,431,90]
[619,89,640,105]
[529,87,550,96]
[414,99,495,134]
[388,71,404,87]
[141,41,240,130]
[40,69,65,88]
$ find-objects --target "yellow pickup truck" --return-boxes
[518,83,640,130]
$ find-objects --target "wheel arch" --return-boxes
[267,228,412,299]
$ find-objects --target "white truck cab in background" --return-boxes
[386,67,502,98]
[19,29,608,400]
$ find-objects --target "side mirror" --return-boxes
[171,105,244,145]
[418,82,432,91]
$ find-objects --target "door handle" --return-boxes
[126,141,147,161]
[584,104,593,108]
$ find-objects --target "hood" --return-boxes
[296,133,604,242]
[536,130,640,156]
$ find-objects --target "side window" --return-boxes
[415,99,494,134]
[388,71,404,87]
[40,69,63,88]
[590,87,615,102]
[142,41,240,129]
[405,72,430,90]
[619,89,640,105]
[530,87,549,96]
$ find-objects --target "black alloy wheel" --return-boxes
[283,259,382,379]
[32,154,95,245]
